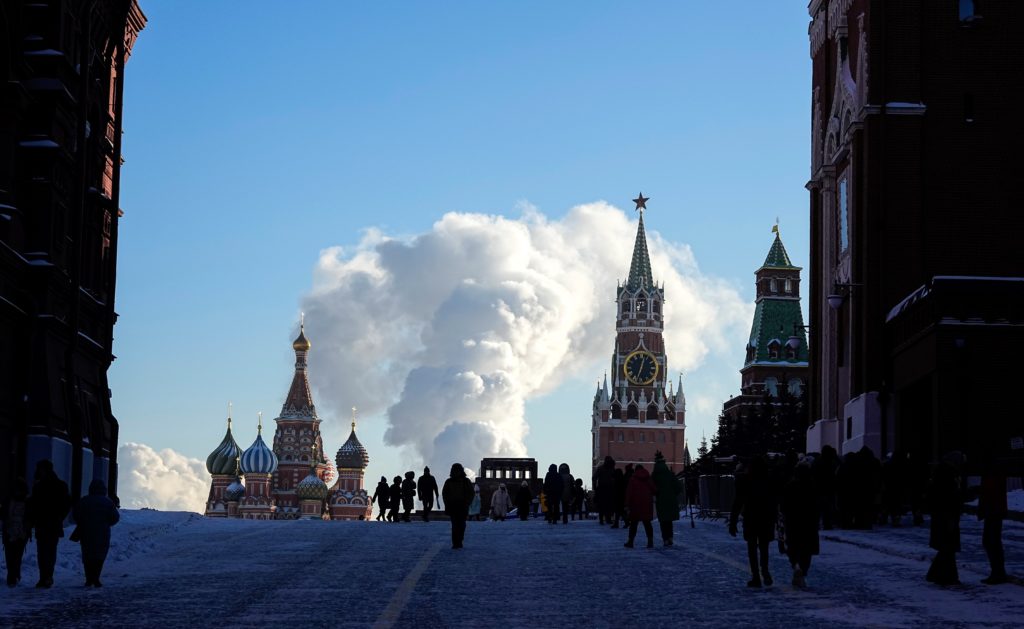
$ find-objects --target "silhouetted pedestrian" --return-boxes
[835,452,856,528]
[926,452,964,586]
[2,478,30,587]
[572,478,585,520]
[811,445,838,530]
[978,460,1009,585]
[620,463,634,528]
[388,476,402,522]
[442,463,474,549]
[558,463,574,524]
[595,456,616,525]
[543,464,563,524]
[71,479,119,587]
[880,451,908,526]
[780,463,819,588]
[490,483,512,520]
[855,446,881,529]
[651,451,681,546]
[624,464,655,548]
[371,476,390,522]
[611,468,626,528]
[469,484,482,521]
[730,456,778,588]
[26,460,70,588]
[401,471,416,522]
[515,481,532,521]
[417,467,440,522]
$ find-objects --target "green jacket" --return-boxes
[652,459,681,522]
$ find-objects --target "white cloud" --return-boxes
[302,201,751,473]
[118,442,209,513]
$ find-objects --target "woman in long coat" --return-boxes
[371,477,390,522]
[490,484,512,520]
[729,456,778,588]
[651,452,681,546]
[624,465,656,548]
[72,479,119,587]
[515,481,532,521]
[780,463,819,587]
[388,476,402,522]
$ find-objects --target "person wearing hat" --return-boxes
[442,463,475,549]
[515,481,532,521]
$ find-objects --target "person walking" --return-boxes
[388,476,402,523]
[71,479,120,587]
[442,463,475,549]
[468,484,482,521]
[371,476,390,522]
[623,464,656,548]
[811,445,838,530]
[729,456,778,588]
[572,479,585,520]
[780,463,819,588]
[2,479,31,587]
[978,460,1009,585]
[558,463,575,525]
[595,456,616,525]
[926,452,964,586]
[620,464,635,529]
[543,464,563,524]
[401,471,416,522]
[26,460,70,588]
[490,483,512,521]
[515,481,532,521]
[651,451,681,547]
[417,467,440,522]
[611,468,626,528]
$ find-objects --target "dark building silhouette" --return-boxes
[805,0,1024,466]
[722,229,808,435]
[0,1,146,500]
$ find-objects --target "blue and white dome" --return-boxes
[241,432,278,475]
[295,471,328,501]
[206,419,241,475]
[224,478,245,502]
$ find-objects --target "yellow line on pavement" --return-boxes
[372,541,444,629]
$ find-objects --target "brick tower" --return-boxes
[270,319,329,518]
[591,194,686,471]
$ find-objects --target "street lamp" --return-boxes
[827,282,861,310]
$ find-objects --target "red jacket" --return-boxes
[625,467,656,521]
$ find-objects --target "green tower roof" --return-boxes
[626,212,654,290]
[761,232,798,269]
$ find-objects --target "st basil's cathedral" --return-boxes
[203,323,373,520]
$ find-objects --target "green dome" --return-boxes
[295,471,328,501]
[206,422,241,475]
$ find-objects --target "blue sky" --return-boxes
[112,1,811,504]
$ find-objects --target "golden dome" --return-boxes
[293,325,311,352]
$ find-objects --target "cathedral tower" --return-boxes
[328,408,373,520]
[591,195,686,471]
[204,408,241,517]
[270,319,329,518]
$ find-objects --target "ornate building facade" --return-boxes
[591,195,686,471]
[0,0,146,501]
[805,0,1024,466]
[204,324,372,520]
[722,229,809,423]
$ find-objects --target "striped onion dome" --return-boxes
[335,427,369,470]
[240,432,278,475]
[224,478,245,502]
[206,419,241,475]
[295,470,328,501]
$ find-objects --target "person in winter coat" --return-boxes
[515,481,532,521]
[780,463,819,588]
[611,468,626,528]
[469,485,482,521]
[371,477,391,522]
[620,464,635,528]
[651,452,681,546]
[624,464,656,548]
[926,452,964,586]
[71,479,120,587]
[442,463,475,549]
[543,464,563,524]
[26,460,71,588]
[388,476,402,523]
[401,471,416,522]
[417,467,440,522]
[2,478,31,587]
[810,445,838,530]
[595,456,616,525]
[490,484,512,520]
[978,460,1009,585]
[558,463,575,525]
[572,478,585,520]
[729,456,778,588]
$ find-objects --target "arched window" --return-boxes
[652,301,660,314]
[788,378,804,396]
[640,432,646,443]
[636,298,647,317]
[770,279,777,293]
[785,279,792,293]
[647,403,659,421]
[657,432,666,443]
[768,340,781,360]
[617,431,625,443]
[611,403,621,420]
[627,404,639,420]
[765,377,779,397]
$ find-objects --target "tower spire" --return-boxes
[257,411,263,434]
[627,193,654,290]
[350,406,357,432]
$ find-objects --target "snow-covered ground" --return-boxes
[1,510,1022,628]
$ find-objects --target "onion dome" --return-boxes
[295,471,328,501]
[224,478,245,502]
[206,411,241,475]
[292,319,311,352]
[240,413,279,475]
[336,408,369,470]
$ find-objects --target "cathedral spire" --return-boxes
[280,318,318,420]
[627,193,655,290]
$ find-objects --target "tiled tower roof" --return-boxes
[627,211,655,290]
[280,323,318,420]
[761,232,799,269]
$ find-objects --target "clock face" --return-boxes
[623,350,658,385]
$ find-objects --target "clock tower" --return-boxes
[592,195,687,472]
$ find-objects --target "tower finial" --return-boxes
[632,192,649,212]
[351,406,357,431]
[257,411,263,434]
[772,217,780,235]
[301,311,305,329]
[228,401,232,429]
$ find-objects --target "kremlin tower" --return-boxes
[202,319,372,520]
